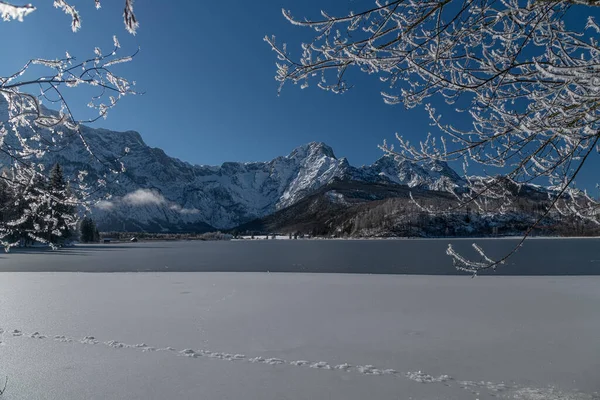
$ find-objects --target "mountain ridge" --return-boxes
[0,98,467,231]
[87,134,466,231]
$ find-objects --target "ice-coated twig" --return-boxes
[268,0,600,269]
[0,376,7,395]
[0,1,140,248]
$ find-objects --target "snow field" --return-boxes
[1,272,599,400]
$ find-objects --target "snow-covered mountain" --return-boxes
[82,136,355,230]
[354,156,465,192]
[0,99,465,231]
[78,133,464,231]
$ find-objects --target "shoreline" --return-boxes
[85,235,600,245]
[233,235,600,242]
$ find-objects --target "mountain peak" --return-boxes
[289,141,336,160]
[357,155,463,190]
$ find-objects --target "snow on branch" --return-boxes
[0,42,138,250]
[123,0,138,35]
[0,1,35,21]
[269,0,600,271]
[0,0,141,250]
[53,0,80,32]
[0,0,138,34]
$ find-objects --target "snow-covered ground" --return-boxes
[1,273,599,399]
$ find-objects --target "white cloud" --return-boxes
[95,200,114,210]
[169,204,200,215]
[123,189,166,206]
[95,189,199,216]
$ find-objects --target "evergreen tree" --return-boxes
[0,179,12,224]
[80,217,96,243]
[47,163,77,244]
[7,170,49,246]
[3,164,78,247]
[80,217,100,243]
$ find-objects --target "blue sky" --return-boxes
[1,0,598,193]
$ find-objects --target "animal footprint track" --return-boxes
[406,371,452,383]
[105,340,127,348]
[4,327,595,400]
[180,349,200,358]
[80,336,99,345]
[265,358,285,365]
[357,365,383,375]
[156,347,177,352]
[334,363,352,371]
[290,360,310,366]
[3,327,461,391]
[310,362,331,370]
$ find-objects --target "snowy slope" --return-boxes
[0,98,466,231]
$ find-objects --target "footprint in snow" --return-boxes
[105,340,127,348]
[80,336,99,345]
[156,347,177,352]
[405,371,452,383]
[334,363,352,371]
[290,360,310,366]
[357,365,383,375]
[310,362,331,370]
[180,349,200,358]
[54,335,73,343]
[7,327,597,400]
[265,358,285,365]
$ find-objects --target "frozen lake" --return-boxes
[0,273,599,400]
[1,238,599,274]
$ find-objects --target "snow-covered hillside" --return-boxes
[0,98,466,231]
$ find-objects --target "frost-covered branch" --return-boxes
[0,0,138,33]
[0,42,138,249]
[0,1,35,22]
[0,4,140,250]
[267,0,600,272]
[0,375,6,395]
